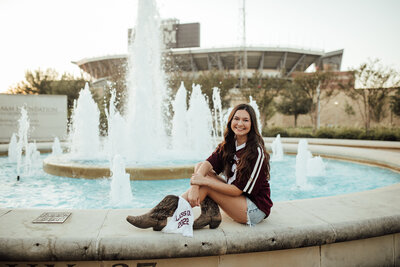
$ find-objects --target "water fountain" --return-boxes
[295,139,326,188]
[51,137,63,156]
[212,87,224,137]
[69,83,100,159]
[1,0,399,264]
[248,96,262,134]
[7,107,41,177]
[109,154,133,206]
[7,133,17,163]
[270,134,284,162]
[42,0,219,178]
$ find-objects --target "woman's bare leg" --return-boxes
[181,179,247,223]
[181,162,223,204]
[183,162,247,224]
[197,186,247,224]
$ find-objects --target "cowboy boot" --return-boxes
[126,195,179,231]
[193,197,222,229]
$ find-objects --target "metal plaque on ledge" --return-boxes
[32,212,71,224]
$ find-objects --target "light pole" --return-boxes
[334,101,339,127]
[316,82,321,129]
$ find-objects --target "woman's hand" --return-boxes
[188,185,200,207]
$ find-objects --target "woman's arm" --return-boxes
[195,161,214,176]
[191,172,243,197]
[187,161,215,206]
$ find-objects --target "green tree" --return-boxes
[9,68,58,95]
[344,101,356,116]
[8,69,90,119]
[390,89,400,117]
[292,71,337,132]
[345,59,400,131]
[276,83,312,127]
[246,72,287,125]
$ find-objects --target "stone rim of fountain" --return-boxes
[42,156,194,180]
[42,138,400,180]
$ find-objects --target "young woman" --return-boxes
[127,103,272,230]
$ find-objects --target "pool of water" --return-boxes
[0,154,399,209]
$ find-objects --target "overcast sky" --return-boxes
[0,0,399,93]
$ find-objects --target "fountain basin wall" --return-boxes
[41,138,400,180]
[43,157,194,180]
[0,139,399,266]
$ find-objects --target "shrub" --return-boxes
[262,126,400,141]
[372,128,400,141]
[315,128,336,138]
[263,127,289,137]
[335,128,363,139]
[289,130,313,138]
[358,131,375,140]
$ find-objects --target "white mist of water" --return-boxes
[296,139,326,188]
[109,154,133,206]
[271,134,284,162]
[223,107,234,127]
[69,83,100,159]
[27,142,41,174]
[212,87,224,137]
[8,107,41,176]
[248,96,262,134]
[307,156,326,177]
[8,133,18,163]
[16,107,30,175]
[186,84,215,158]
[51,137,62,156]
[125,0,168,162]
[171,82,188,152]
[105,89,128,161]
[296,139,311,188]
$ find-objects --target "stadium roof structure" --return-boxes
[73,47,343,81]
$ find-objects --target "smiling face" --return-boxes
[231,109,251,138]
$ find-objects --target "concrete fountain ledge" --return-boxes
[0,140,400,266]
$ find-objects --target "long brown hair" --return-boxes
[217,104,270,182]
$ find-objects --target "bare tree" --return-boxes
[345,59,400,131]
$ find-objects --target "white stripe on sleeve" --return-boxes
[248,152,265,194]
[243,147,262,193]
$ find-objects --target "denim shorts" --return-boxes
[246,197,266,226]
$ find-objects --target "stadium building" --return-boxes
[73,20,344,90]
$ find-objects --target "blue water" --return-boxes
[0,154,399,209]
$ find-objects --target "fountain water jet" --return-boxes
[171,82,189,153]
[296,139,326,188]
[16,107,30,176]
[249,96,262,134]
[109,154,133,206]
[8,133,18,163]
[186,84,215,159]
[105,89,128,161]
[271,134,284,162]
[51,137,63,156]
[296,139,310,188]
[69,83,100,159]
[7,107,42,177]
[125,0,168,162]
[212,87,224,137]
